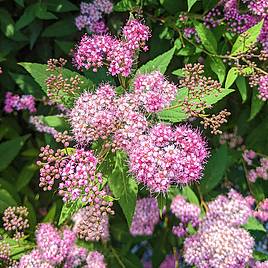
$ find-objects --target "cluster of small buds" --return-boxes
[183,190,255,268]
[178,64,222,116]
[200,109,231,135]
[183,27,200,43]
[75,0,112,34]
[74,19,150,77]
[130,198,159,236]
[0,242,10,263]
[86,251,107,268]
[252,260,268,268]
[18,223,105,268]
[37,145,68,191]
[2,206,29,240]
[243,149,257,165]
[4,92,36,113]
[72,204,111,242]
[46,58,67,71]
[170,195,200,237]
[54,131,72,147]
[46,72,83,104]
[247,157,268,183]
[133,71,177,112]
[128,124,208,192]
[254,198,268,222]
[29,115,59,137]
[219,129,243,148]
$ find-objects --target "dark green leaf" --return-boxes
[16,163,37,191]
[109,152,138,227]
[14,0,24,7]
[210,56,226,84]
[200,145,229,194]
[249,88,264,120]
[55,40,74,54]
[15,4,37,30]
[0,9,15,38]
[43,203,57,223]
[0,135,29,171]
[235,76,247,103]
[0,189,17,209]
[47,0,78,12]
[36,4,58,20]
[42,18,76,37]
[113,0,136,11]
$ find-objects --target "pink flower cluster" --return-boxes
[18,223,106,268]
[75,0,112,34]
[258,75,268,101]
[130,198,159,236]
[253,261,268,268]
[74,19,150,76]
[133,71,177,112]
[183,190,254,268]
[29,115,59,137]
[4,92,36,113]
[128,124,208,192]
[159,254,177,268]
[254,198,268,222]
[170,195,200,237]
[86,251,107,268]
[247,157,268,183]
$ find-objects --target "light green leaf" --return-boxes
[194,21,217,53]
[249,88,264,121]
[137,47,175,74]
[200,144,229,194]
[113,0,136,11]
[243,216,266,232]
[225,67,238,89]
[0,135,29,171]
[172,68,184,77]
[231,20,264,55]
[43,203,57,223]
[235,76,247,103]
[188,0,198,11]
[43,115,69,131]
[108,152,138,227]
[182,186,199,205]
[210,56,226,84]
[58,199,84,225]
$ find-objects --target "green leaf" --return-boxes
[14,0,24,7]
[55,40,74,54]
[253,251,268,261]
[0,9,15,38]
[243,216,266,232]
[0,189,17,210]
[16,163,37,191]
[225,67,238,89]
[23,197,36,231]
[210,56,226,84]
[43,115,69,131]
[47,0,78,12]
[58,199,84,225]
[172,68,184,77]
[235,76,247,103]
[194,21,217,53]
[15,4,37,30]
[182,186,199,205]
[200,144,229,194]
[0,178,21,203]
[42,18,76,37]
[158,87,234,123]
[249,88,264,121]
[188,0,198,11]
[157,194,166,218]
[0,135,29,171]
[43,203,57,223]
[113,0,136,11]
[108,152,138,227]
[231,20,264,55]
[35,4,58,20]
[137,47,175,74]
[28,21,43,49]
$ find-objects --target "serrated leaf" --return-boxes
[249,88,264,120]
[108,151,138,227]
[0,135,29,171]
[243,216,266,232]
[137,47,175,74]
[210,56,226,84]
[225,67,238,89]
[200,144,229,194]
[235,76,247,103]
[231,20,264,55]
[58,199,84,225]
[188,0,198,11]
[194,21,217,53]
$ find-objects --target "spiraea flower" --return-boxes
[2,206,29,240]
[4,92,36,113]
[74,19,150,77]
[254,198,268,222]
[130,198,159,236]
[258,75,268,101]
[171,195,200,237]
[128,123,208,192]
[86,251,107,268]
[133,71,177,112]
